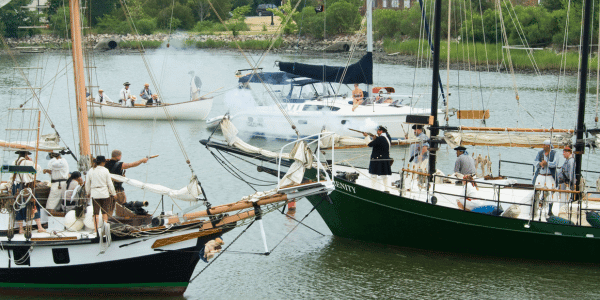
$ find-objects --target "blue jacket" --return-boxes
[532,149,558,185]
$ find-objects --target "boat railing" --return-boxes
[277,132,336,192]
[498,160,534,183]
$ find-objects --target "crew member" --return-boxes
[556,145,575,216]
[97,89,114,104]
[120,82,136,107]
[363,125,392,192]
[408,125,429,169]
[10,150,45,234]
[85,155,117,229]
[352,83,363,112]
[43,152,69,211]
[533,139,559,218]
[454,146,476,179]
[105,149,148,217]
[140,83,156,105]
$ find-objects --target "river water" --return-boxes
[1,45,600,299]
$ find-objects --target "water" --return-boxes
[1,46,600,299]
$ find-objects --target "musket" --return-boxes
[147,155,159,159]
[349,128,376,138]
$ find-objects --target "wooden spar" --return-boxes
[69,0,91,169]
[151,228,222,249]
[0,141,56,153]
[166,194,288,224]
[459,126,574,133]
[536,187,580,194]
[459,141,568,149]
[200,210,255,230]
[402,168,429,176]
[456,110,490,120]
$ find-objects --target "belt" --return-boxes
[51,179,67,183]
[538,174,552,176]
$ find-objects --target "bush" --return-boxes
[119,40,163,49]
[134,18,157,35]
[96,14,131,34]
[157,3,194,30]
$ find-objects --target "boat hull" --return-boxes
[0,228,224,296]
[89,99,213,120]
[306,176,600,264]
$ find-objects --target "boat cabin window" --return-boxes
[302,105,340,111]
[13,247,31,265]
[52,248,70,264]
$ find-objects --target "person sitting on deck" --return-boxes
[96,89,114,104]
[140,83,158,105]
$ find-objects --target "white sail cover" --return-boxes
[0,133,65,151]
[110,174,202,202]
[318,132,368,148]
[221,118,292,160]
[444,131,573,149]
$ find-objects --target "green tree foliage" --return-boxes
[90,0,119,25]
[502,6,557,46]
[273,1,300,34]
[49,6,71,38]
[0,0,37,38]
[95,14,131,34]
[323,0,361,35]
[157,2,195,29]
[134,18,158,34]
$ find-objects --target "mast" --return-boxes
[428,0,443,175]
[69,0,91,171]
[575,0,593,198]
[366,0,372,97]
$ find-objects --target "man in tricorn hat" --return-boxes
[408,124,429,169]
[453,145,476,179]
[119,82,136,107]
[10,150,45,233]
[363,125,392,192]
[43,151,69,211]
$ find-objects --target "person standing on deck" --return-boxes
[119,82,136,107]
[10,150,45,233]
[43,152,69,211]
[85,156,117,229]
[556,145,575,215]
[532,139,559,218]
[351,83,363,112]
[408,125,429,170]
[453,146,476,180]
[363,125,392,193]
[105,149,148,217]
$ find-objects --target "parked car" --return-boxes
[256,4,277,16]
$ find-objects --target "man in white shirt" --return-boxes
[43,152,69,210]
[10,150,45,234]
[119,82,136,107]
[85,155,117,229]
[96,89,113,104]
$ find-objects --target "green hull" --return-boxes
[306,176,600,263]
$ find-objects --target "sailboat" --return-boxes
[203,0,600,264]
[0,0,333,296]
[205,7,440,140]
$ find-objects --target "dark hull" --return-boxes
[0,232,220,296]
[306,176,600,264]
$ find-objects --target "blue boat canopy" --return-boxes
[238,72,300,85]
[278,52,373,85]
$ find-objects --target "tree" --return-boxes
[157,2,195,29]
[273,0,301,34]
[90,0,119,25]
[0,0,38,38]
[324,0,361,35]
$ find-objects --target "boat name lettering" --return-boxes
[334,181,356,193]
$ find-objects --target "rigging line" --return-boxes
[596,0,600,125]
[210,149,274,187]
[269,197,325,253]
[215,151,279,184]
[280,209,325,236]
[189,220,257,283]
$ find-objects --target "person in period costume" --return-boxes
[139,83,157,105]
[408,125,429,169]
[43,152,69,210]
[63,171,85,211]
[10,150,45,233]
[454,146,476,180]
[352,83,363,112]
[105,149,148,217]
[363,125,393,192]
[556,145,575,216]
[532,140,559,218]
[85,156,117,228]
[96,89,114,104]
[119,82,136,107]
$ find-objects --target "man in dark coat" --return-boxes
[363,125,393,192]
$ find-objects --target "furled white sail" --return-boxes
[221,118,292,160]
[189,71,202,101]
[444,131,573,149]
[110,174,202,202]
[0,133,65,152]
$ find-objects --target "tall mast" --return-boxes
[428,0,443,175]
[575,0,593,197]
[69,0,91,171]
[366,0,372,97]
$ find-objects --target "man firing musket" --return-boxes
[349,128,376,138]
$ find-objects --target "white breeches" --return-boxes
[371,175,389,191]
[46,181,67,210]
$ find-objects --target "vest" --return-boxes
[532,149,557,185]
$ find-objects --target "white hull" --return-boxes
[208,98,438,139]
[89,99,213,120]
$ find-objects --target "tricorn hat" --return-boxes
[564,145,572,152]
[15,150,32,155]
[46,152,60,160]
[454,146,467,151]
[412,124,424,130]
[377,125,388,132]
[95,155,106,163]
[123,82,131,86]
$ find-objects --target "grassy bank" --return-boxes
[191,38,284,50]
[383,39,596,71]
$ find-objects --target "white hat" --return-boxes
[543,140,551,145]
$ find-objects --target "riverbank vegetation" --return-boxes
[190,37,284,49]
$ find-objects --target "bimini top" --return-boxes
[278,52,373,85]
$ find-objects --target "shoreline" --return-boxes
[2,33,580,76]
